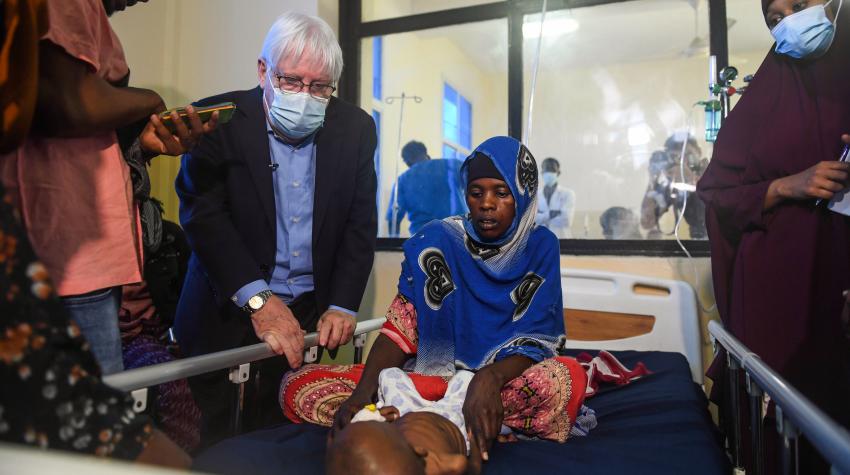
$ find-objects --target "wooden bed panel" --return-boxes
[564,308,656,341]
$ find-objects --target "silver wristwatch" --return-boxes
[242,290,274,314]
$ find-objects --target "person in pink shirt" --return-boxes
[1,0,215,375]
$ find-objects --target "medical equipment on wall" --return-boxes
[699,56,752,142]
[385,92,423,236]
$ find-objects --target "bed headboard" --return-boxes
[561,268,703,383]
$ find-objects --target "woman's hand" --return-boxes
[765,160,850,209]
[327,333,411,440]
[462,368,505,463]
[140,106,218,156]
[329,389,374,441]
[462,355,533,463]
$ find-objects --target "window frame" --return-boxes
[339,0,730,256]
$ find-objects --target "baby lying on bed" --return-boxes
[326,367,474,475]
[325,367,597,475]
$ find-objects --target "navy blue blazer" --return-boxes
[174,87,377,356]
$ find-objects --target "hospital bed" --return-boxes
[182,269,724,474]
[95,269,850,474]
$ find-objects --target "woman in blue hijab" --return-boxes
[281,137,588,465]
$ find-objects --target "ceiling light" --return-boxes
[523,17,580,39]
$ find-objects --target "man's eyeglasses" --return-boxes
[273,72,336,99]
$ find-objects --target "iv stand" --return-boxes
[385,92,423,237]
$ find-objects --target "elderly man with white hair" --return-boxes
[174,12,377,445]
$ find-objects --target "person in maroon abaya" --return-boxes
[697,0,850,471]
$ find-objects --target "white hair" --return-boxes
[260,12,344,83]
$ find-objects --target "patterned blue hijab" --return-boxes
[397,136,565,376]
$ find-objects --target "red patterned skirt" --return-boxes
[280,356,587,443]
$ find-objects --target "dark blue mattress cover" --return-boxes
[194,350,729,474]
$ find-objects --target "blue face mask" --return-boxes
[264,70,328,139]
[542,172,558,186]
[771,0,842,59]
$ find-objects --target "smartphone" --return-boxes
[158,102,236,133]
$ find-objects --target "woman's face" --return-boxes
[466,178,516,241]
[765,0,833,29]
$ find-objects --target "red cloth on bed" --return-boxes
[577,350,651,398]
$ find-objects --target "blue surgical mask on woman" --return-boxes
[542,172,558,186]
[771,0,842,59]
[264,70,328,139]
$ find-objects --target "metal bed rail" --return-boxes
[102,317,386,429]
[708,320,850,475]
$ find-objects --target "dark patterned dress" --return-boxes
[0,184,153,459]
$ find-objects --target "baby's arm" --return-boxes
[379,405,401,422]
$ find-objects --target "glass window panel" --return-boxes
[373,36,383,100]
[360,19,508,238]
[459,96,472,149]
[443,83,460,144]
[444,82,458,103]
[443,108,459,143]
[523,1,713,240]
[363,0,496,22]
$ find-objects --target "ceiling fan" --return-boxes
[681,0,737,57]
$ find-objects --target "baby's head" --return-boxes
[326,421,424,475]
[326,411,468,475]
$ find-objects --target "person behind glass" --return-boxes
[0,0,215,376]
[600,207,642,240]
[697,0,849,472]
[174,12,377,446]
[386,140,466,236]
[640,135,707,239]
[534,157,576,238]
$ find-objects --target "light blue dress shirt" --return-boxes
[231,126,355,317]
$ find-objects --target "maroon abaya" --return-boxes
[697,3,850,470]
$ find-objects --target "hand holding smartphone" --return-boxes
[158,102,236,134]
[141,102,235,156]
[815,142,850,206]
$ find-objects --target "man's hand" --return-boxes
[250,295,305,368]
[140,106,218,156]
[317,308,356,350]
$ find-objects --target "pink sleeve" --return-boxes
[42,0,128,80]
[380,294,418,354]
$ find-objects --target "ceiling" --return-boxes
[405,0,774,73]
